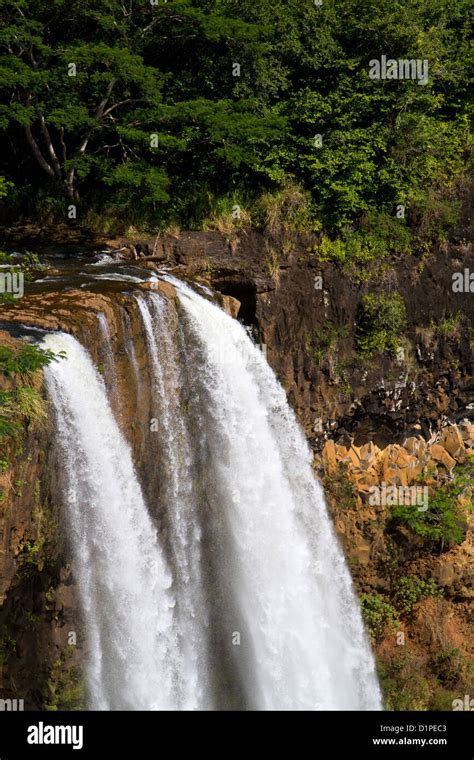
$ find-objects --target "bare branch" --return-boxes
[76,77,117,157]
[24,124,55,178]
[38,111,62,178]
[59,126,67,164]
[66,77,118,192]
[103,98,145,117]
[28,45,39,70]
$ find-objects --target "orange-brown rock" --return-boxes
[138,280,177,299]
[221,294,241,319]
[429,444,456,472]
[322,439,338,475]
[439,426,466,462]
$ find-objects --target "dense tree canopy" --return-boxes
[0,0,471,238]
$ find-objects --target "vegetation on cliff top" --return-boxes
[0,0,471,251]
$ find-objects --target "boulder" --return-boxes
[343,447,361,468]
[439,426,466,462]
[404,436,428,463]
[354,538,371,566]
[359,441,379,466]
[429,444,456,472]
[335,443,348,461]
[403,436,419,455]
[458,421,474,446]
[139,280,177,299]
[437,563,455,587]
[394,446,413,469]
[221,294,241,319]
[353,469,379,491]
[322,440,338,475]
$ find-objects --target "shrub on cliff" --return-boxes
[0,343,65,440]
[356,292,407,356]
[360,593,400,642]
[391,464,472,550]
[393,575,444,615]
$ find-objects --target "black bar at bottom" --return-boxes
[0,710,472,757]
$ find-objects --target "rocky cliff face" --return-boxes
[0,227,472,709]
[0,327,79,710]
[147,228,473,709]
[320,424,473,709]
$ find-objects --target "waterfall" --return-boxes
[166,279,382,710]
[43,282,382,711]
[42,332,180,710]
[135,295,212,709]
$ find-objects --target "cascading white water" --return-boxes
[42,283,382,711]
[135,294,212,709]
[42,332,181,710]
[168,278,382,710]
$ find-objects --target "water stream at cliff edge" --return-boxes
[43,280,382,710]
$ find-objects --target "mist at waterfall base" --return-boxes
[42,280,382,711]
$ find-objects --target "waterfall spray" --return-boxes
[43,282,381,710]
[43,332,180,709]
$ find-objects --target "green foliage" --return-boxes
[313,236,348,264]
[0,176,13,198]
[0,293,16,304]
[254,184,315,236]
[17,537,45,567]
[430,312,463,337]
[14,387,48,424]
[0,387,47,437]
[379,645,472,710]
[0,249,45,269]
[322,462,357,510]
[391,464,472,548]
[356,292,407,356]
[46,653,85,711]
[312,324,349,364]
[0,343,65,441]
[434,647,473,689]
[0,0,470,232]
[393,575,444,615]
[313,213,412,265]
[0,637,17,666]
[202,194,252,237]
[360,593,400,641]
[0,250,22,302]
[19,251,50,274]
[377,650,452,711]
[0,251,49,297]
[0,344,64,377]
